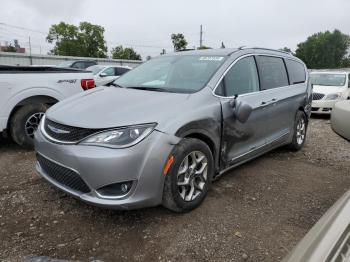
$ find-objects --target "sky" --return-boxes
[0,0,349,59]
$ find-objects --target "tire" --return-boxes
[288,110,307,151]
[10,103,48,148]
[162,138,214,212]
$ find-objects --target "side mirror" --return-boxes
[231,99,253,123]
[100,72,108,77]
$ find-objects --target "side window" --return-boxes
[256,56,289,90]
[115,67,130,76]
[103,67,115,76]
[219,56,260,97]
[285,59,306,84]
[72,62,85,69]
[87,62,96,68]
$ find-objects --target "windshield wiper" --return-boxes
[125,86,170,92]
[110,82,124,88]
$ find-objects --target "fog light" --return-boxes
[121,183,129,193]
[97,181,133,198]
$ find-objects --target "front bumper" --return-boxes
[311,100,337,114]
[34,128,179,210]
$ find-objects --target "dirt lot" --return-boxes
[0,117,349,262]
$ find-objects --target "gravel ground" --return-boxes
[0,117,349,262]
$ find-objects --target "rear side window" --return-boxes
[115,67,130,76]
[103,67,115,76]
[220,56,260,97]
[85,62,96,68]
[256,56,289,90]
[72,62,85,69]
[285,59,306,84]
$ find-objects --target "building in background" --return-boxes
[0,39,26,53]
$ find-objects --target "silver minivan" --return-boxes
[34,48,311,212]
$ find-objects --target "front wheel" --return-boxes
[288,111,307,151]
[162,138,214,212]
[10,104,48,148]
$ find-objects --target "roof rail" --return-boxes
[238,46,293,55]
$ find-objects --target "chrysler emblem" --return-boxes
[47,125,70,134]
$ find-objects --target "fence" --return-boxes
[0,52,142,68]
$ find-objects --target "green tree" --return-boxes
[295,30,350,69]
[46,22,108,58]
[3,44,17,52]
[279,47,293,53]
[111,45,142,60]
[197,45,212,50]
[171,33,187,51]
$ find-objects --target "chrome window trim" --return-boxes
[211,53,307,99]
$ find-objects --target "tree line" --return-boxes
[43,21,350,68]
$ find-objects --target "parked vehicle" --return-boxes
[283,189,350,262]
[57,60,97,69]
[0,65,95,147]
[34,48,311,212]
[331,100,350,140]
[310,71,350,114]
[86,65,132,86]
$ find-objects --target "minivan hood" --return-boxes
[46,87,191,129]
[312,85,346,95]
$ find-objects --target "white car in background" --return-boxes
[310,71,350,114]
[87,65,132,86]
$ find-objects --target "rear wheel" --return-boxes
[288,110,307,151]
[162,138,214,212]
[10,104,48,148]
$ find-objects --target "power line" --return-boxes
[0,22,48,35]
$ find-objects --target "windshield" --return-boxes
[310,73,346,87]
[114,55,226,93]
[87,65,105,75]
[56,61,74,68]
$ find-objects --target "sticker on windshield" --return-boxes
[199,56,224,61]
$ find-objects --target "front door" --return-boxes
[216,55,268,168]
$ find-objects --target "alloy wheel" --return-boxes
[25,112,45,138]
[296,118,306,145]
[177,151,208,202]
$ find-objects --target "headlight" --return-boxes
[80,123,157,148]
[325,93,343,100]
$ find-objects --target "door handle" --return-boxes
[260,99,278,108]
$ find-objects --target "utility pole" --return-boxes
[199,25,203,48]
[28,36,33,65]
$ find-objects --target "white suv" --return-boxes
[310,71,350,114]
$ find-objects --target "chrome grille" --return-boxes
[312,93,325,100]
[37,154,90,194]
[44,118,103,143]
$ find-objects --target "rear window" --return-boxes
[256,56,289,90]
[285,59,306,84]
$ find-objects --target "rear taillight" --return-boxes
[81,79,95,90]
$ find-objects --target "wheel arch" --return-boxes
[175,127,221,174]
[7,95,59,131]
